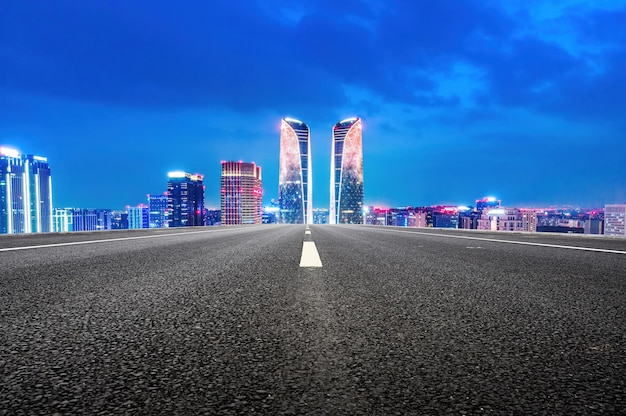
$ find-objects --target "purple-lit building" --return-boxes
[279,118,312,224]
[330,117,364,224]
[221,161,263,225]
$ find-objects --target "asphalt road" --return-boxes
[1,225,624,415]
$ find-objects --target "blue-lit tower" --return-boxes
[0,147,53,234]
[167,172,205,227]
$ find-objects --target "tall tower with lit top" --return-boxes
[0,147,53,234]
[167,171,205,227]
[279,118,312,224]
[330,117,363,224]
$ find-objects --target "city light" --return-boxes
[168,171,187,178]
[0,147,19,157]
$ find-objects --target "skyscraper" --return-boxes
[128,205,149,229]
[279,118,312,224]
[330,117,364,224]
[167,171,205,227]
[221,161,263,225]
[148,194,168,228]
[0,147,53,234]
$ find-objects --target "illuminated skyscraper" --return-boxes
[278,118,312,224]
[128,205,149,229]
[330,117,363,224]
[221,161,262,225]
[148,194,168,228]
[167,171,205,227]
[0,147,53,234]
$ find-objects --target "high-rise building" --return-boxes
[128,205,149,229]
[279,118,312,224]
[221,161,262,225]
[604,204,626,236]
[167,172,205,227]
[521,209,540,232]
[313,208,329,224]
[330,117,364,224]
[0,147,53,234]
[148,194,168,228]
[53,208,72,233]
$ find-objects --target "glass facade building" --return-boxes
[221,161,263,225]
[330,118,364,224]
[278,118,312,224]
[0,147,53,234]
[167,172,205,227]
[148,194,168,228]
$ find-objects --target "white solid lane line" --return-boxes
[300,241,323,267]
[0,228,244,252]
[374,228,626,255]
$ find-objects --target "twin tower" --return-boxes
[279,117,364,225]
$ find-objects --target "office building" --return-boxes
[111,210,129,230]
[206,209,221,226]
[221,161,262,225]
[584,218,603,235]
[148,194,168,228]
[521,209,539,232]
[313,208,329,224]
[167,171,205,227]
[71,208,98,231]
[53,208,72,233]
[330,117,364,224]
[279,118,312,224]
[128,205,149,229]
[1,147,53,234]
[604,204,626,236]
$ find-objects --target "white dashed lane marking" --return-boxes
[300,241,323,267]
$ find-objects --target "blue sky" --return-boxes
[2,0,625,209]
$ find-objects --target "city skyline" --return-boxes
[2,1,626,209]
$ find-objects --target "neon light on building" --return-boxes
[278,118,312,224]
[0,151,53,234]
[330,117,364,224]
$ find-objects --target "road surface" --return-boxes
[1,225,624,414]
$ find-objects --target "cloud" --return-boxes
[2,0,625,123]
[0,1,347,113]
